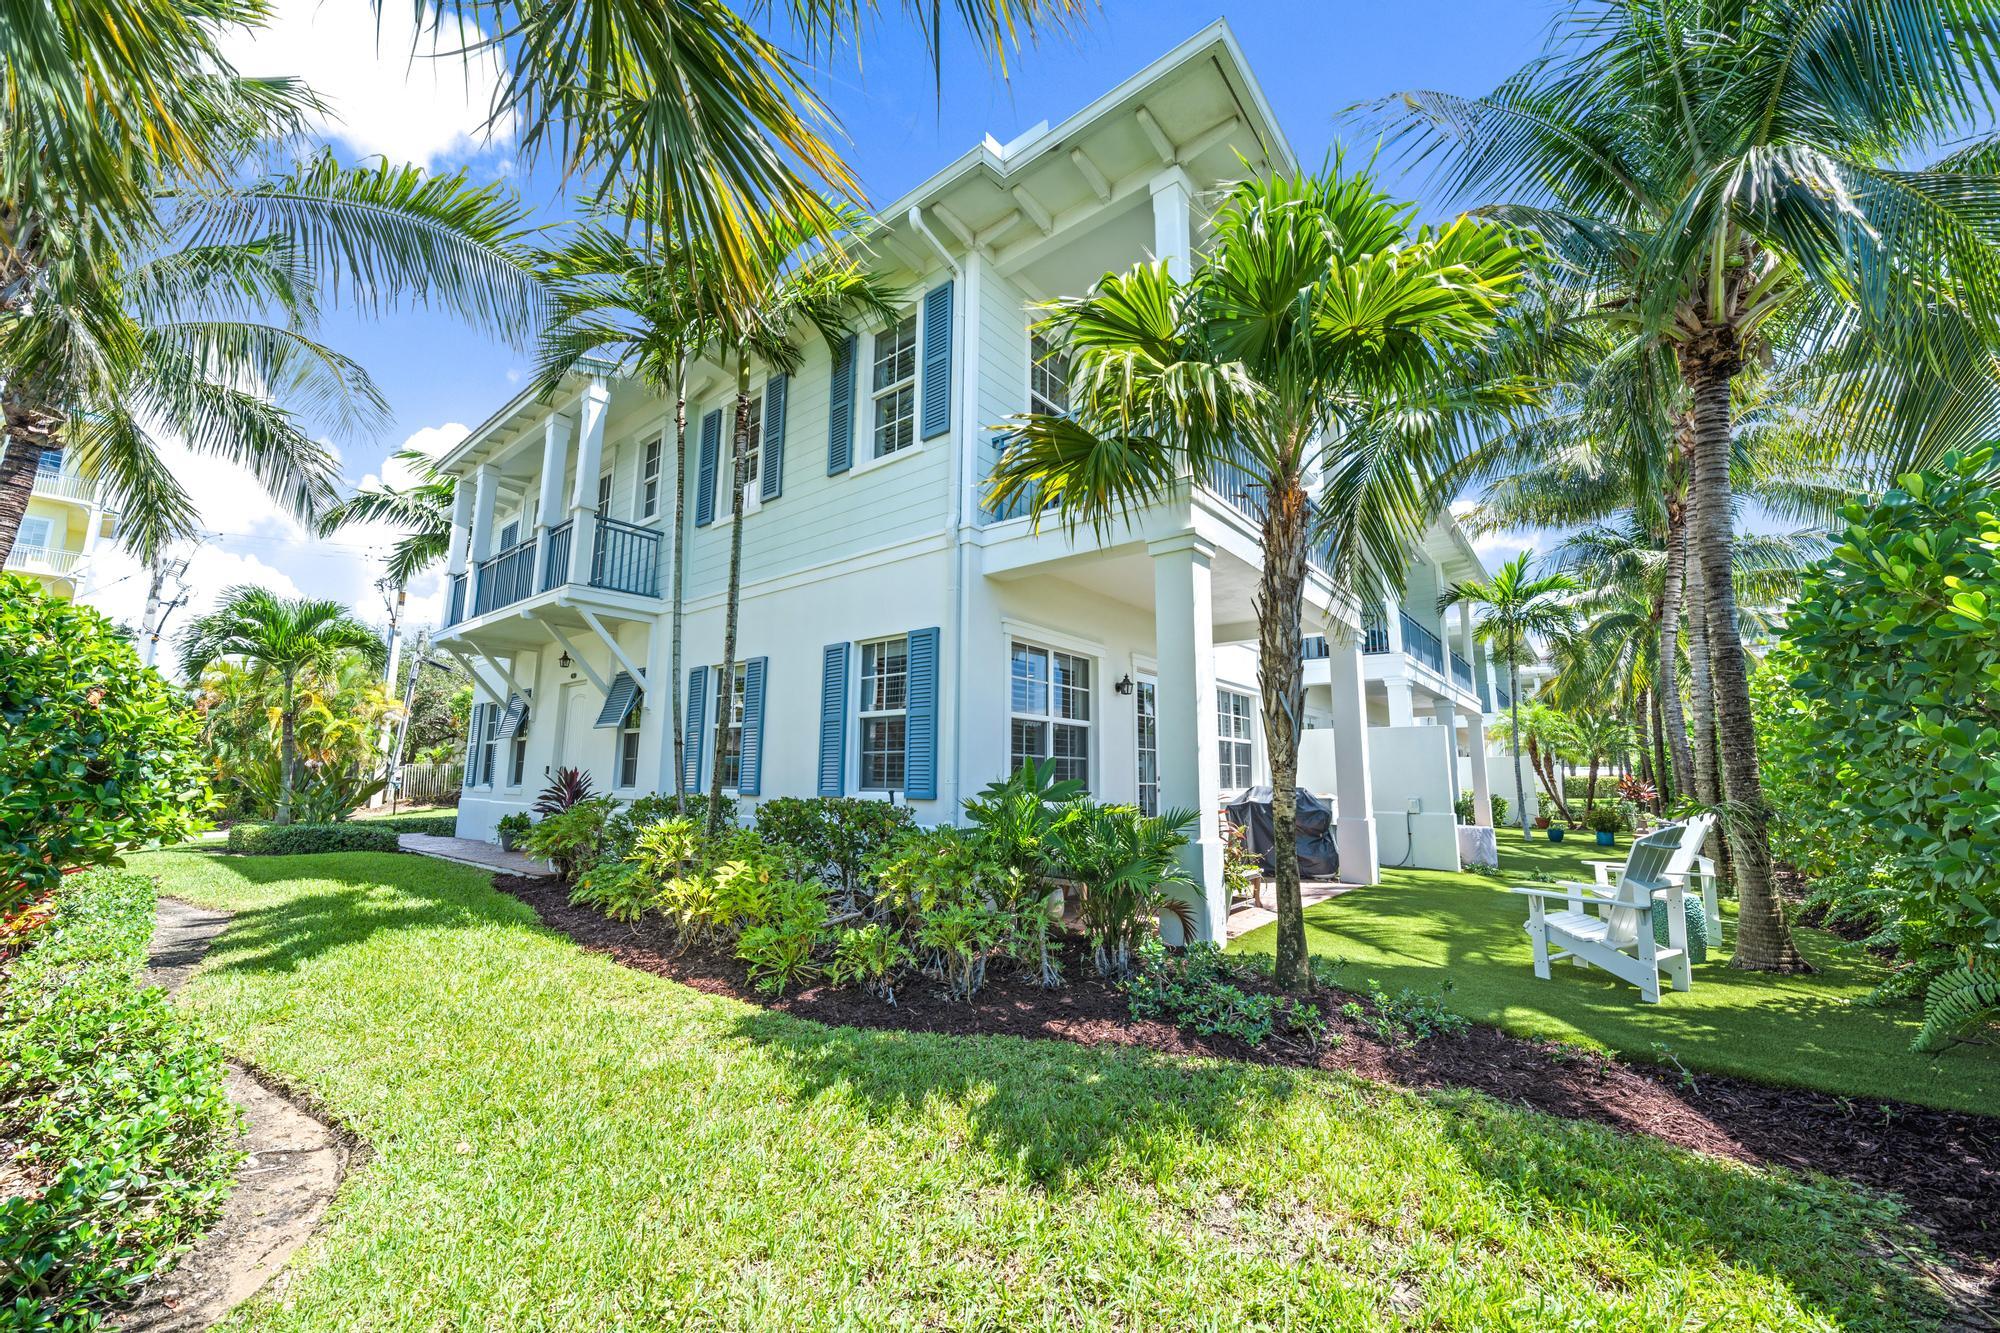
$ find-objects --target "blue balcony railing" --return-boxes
[1362,613,1391,654]
[590,517,661,597]
[1401,609,1444,674]
[1479,672,1492,711]
[1301,634,1330,661]
[541,520,573,591]
[473,538,538,616]
[1451,651,1475,691]
[1496,682,1513,710]
[445,573,466,627]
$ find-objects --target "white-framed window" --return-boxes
[641,436,662,519]
[1135,675,1159,817]
[1010,641,1090,787]
[479,706,500,787]
[617,704,643,789]
[871,312,918,459]
[714,662,746,790]
[597,469,614,517]
[734,392,763,505]
[1029,329,1070,416]
[858,636,909,791]
[1218,688,1254,790]
[17,514,54,551]
[509,724,530,787]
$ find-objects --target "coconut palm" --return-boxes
[703,204,900,835]
[1373,0,2000,969]
[535,222,722,813]
[411,0,1084,305]
[1440,553,1580,841]
[988,167,1531,990]
[177,588,387,826]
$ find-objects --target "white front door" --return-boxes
[557,683,598,787]
[1135,674,1159,816]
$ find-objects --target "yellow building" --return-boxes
[6,450,118,599]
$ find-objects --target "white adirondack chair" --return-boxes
[1585,813,1720,945]
[1512,825,1692,1002]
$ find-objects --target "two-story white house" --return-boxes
[429,23,1515,938]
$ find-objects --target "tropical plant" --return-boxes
[1372,0,2000,969]
[534,766,597,816]
[1049,803,1200,980]
[735,879,830,994]
[316,448,456,588]
[752,795,914,907]
[1441,553,1578,838]
[1564,711,1627,813]
[988,166,1532,989]
[520,796,619,886]
[0,577,210,901]
[825,923,912,1004]
[175,589,385,826]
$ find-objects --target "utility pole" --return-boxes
[386,629,432,814]
[140,550,194,668]
[370,577,407,808]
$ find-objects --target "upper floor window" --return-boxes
[499,519,519,552]
[737,393,763,500]
[715,662,747,789]
[1218,688,1254,790]
[872,313,917,459]
[858,636,908,791]
[641,437,662,519]
[597,469,614,518]
[1011,642,1090,787]
[1029,330,1070,416]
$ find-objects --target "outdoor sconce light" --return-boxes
[1114,674,1135,696]
[557,650,572,669]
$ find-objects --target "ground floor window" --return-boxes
[1218,688,1254,789]
[1011,641,1091,787]
[714,662,747,789]
[509,729,529,787]
[617,705,643,789]
[1135,676,1158,816]
[858,636,908,790]
[479,706,499,787]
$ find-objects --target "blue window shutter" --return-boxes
[920,281,953,440]
[827,335,856,475]
[760,376,787,501]
[681,667,708,793]
[695,409,721,526]
[463,704,484,786]
[738,656,768,795]
[497,693,529,740]
[594,672,639,728]
[904,626,939,799]
[817,642,849,796]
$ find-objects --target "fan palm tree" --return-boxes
[988,167,1532,990]
[535,222,722,813]
[1372,0,2000,969]
[177,588,387,826]
[407,0,1084,306]
[1440,553,1579,841]
[704,204,900,836]
[1565,710,1627,812]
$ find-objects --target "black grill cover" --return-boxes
[1223,787,1341,880]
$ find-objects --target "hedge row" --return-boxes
[348,812,459,836]
[0,870,240,1328]
[226,822,401,855]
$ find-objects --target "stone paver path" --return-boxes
[398,833,555,878]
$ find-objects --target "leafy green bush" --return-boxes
[735,880,830,994]
[754,796,913,903]
[520,797,618,885]
[825,924,911,1003]
[0,576,212,905]
[1455,792,1509,827]
[1340,979,1471,1049]
[1762,448,2000,1050]
[570,860,655,922]
[0,870,239,1328]
[1122,940,1331,1051]
[1048,801,1198,979]
[351,812,459,836]
[915,902,1009,1002]
[226,821,400,855]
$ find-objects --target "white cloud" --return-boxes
[84,546,305,678]
[223,0,513,168]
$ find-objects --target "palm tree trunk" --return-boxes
[669,357,689,816]
[1259,484,1310,990]
[1633,684,1654,791]
[0,434,40,564]
[1683,337,1804,971]
[1508,663,1530,840]
[277,670,299,826]
[1585,755,1599,812]
[1657,485,1696,801]
[707,359,750,837]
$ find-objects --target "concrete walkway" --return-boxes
[398,833,555,878]
[1225,881,1360,939]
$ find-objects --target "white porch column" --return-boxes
[1327,632,1380,884]
[1464,708,1494,826]
[1150,533,1224,940]
[467,463,497,611]
[1149,166,1195,282]
[535,412,573,589]
[445,475,473,578]
[1384,678,1416,727]
[567,378,610,588]
[1442,701,1463,815]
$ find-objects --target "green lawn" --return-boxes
[1231,832,2000,1115]
[133,847,1958,1330]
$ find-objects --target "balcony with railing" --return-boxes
[1496,681,1513,710]
[590,517,661,597]
[446,573,467,627]
[1361,612,1390,654]
[1301,634,1330,660]
[473,538,539,616]
[31,462,95,505]
[1400,610,1443,674]
[1451,650,1474,692]
[541,520,573,590]
[6,545,81,576]
[441,511,665,634]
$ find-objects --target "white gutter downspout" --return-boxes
[908,206,974,815]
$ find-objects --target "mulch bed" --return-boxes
[493,873,1998,1292]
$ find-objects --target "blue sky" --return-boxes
[93,1,1556,646]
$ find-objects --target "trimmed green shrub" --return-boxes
[227,821,400,855]
[0,576,212,906]
[1454,792,1510,827]
[0,870,239,1327]
[754,796,913,902]
[520,797,618,885]
[735,880,831,994]
[351,812,459,836]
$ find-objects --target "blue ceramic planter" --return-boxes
[1547,827,1565,843]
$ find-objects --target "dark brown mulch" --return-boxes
[493,873,1999,1291]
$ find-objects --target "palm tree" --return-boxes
[535,223,722,814]
[1565,711,1626,812]
[177,588,387,826]
[1440,553,1579,842]
[704,204,900,836]
[1373,0,2000,969]
[989,168,1531,990]
[408,0,1083,305]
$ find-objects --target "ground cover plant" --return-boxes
[0,870,238,1329]
[133,846,1969,1328]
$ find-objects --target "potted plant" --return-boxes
[1587,806,1620,846]
[1546,822,1567,843]
[497,812,532,852]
